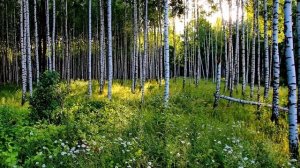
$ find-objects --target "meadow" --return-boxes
[0,78,295,167]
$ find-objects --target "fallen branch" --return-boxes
[219,95,288,112]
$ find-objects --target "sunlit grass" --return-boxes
[0,78,295,167]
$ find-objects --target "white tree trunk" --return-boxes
[234,0,240,88]
[163,0,169,106]
[183,0,188,89]
[52,0,56,71]
[250,0,257,98]
[25,0,32,96]
[33,0,39,82]
[20,0,27,105]
[107,0,113,100]
[218,95,288,112]
[99,0,105,94]
[46,0,52,70]
[271,0,280,123]
[263,0,269,99]
[65,0,70,88]
[241,0,246,96]
[296,0,300,122]
[214,62,221,108]
[88,0,92,97]
[131,0,138,93]
[141,0,148,103]
[284,0,299,158]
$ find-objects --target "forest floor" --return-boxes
[0,78,296,167]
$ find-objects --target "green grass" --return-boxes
[0,78,296,167]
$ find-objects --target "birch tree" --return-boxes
[88,0,92,97]
[284,0,299,158]
[263,0,269,99]
[107,0,113,100]
[131,0,138,93]
[183,0,188,89]
[250,0,257,98]
[46,0,52,70]
[52,0,56,71]
[65,0,70,88]
[296,0,300,121]
[141,0,148,103]
[25,0,32,96]
[33,0,39,82]
[241,0,246,96]
[163,0,169,106]
[20,0,27,105]
[271,0,280,123]
[99,0,105,94]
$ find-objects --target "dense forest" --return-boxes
[1,0,300,167]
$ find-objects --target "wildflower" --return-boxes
[35,162,39,165]
[243,157,248,161]
[49,155,53,159]
[42,146,47,150]
[81,144,86,148]
[61,151,67,156]
[251,160,255,164]
[70,147,76,152]
[291,159,297,162]
[148,162,152,166]
[217,141,221,144]
[42,164,46,168]
[61,143,65,147]
[176,153,181,157]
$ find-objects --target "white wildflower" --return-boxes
[61,151,67,156]
[42,164,46,168]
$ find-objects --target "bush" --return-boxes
[29,71,65,123]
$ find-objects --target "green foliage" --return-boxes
[0,79,296,167]
[29,71,65,123]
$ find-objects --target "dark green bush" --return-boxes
[29,71,65,123]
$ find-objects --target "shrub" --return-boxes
[29,71,65,123]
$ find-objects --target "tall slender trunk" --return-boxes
[173,18,176,80]
[65,0,70,89]
[52,0,56,71]
[163,0,169,106]
[99,0,104,93]
[46,0,52,70]
[284,0,299,158]
[296,0,300,122]
[25,0,32,96]
[234,0,240,88]
[88,0,92,97]
[183,0,188,89]
[20,0,27,105]
[241,0,246,96]
[107,0,113,100]
[263,0,269,99]
[131,0,138,93]
[228,0,233,97]
[34,0,39,82]
[141,0,148,103]
[250,0,257,98]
